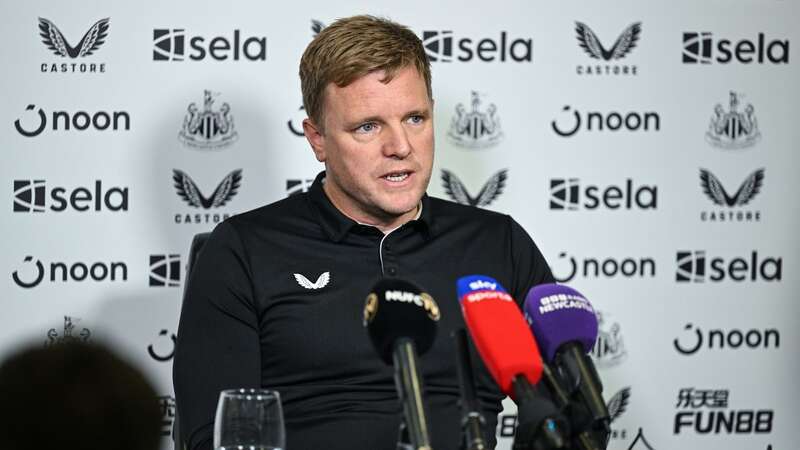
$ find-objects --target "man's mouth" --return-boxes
[383,171,411,182]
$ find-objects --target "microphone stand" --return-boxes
[452,329,488,450]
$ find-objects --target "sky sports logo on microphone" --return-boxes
[675,250,782,282]
[549,178,657,210]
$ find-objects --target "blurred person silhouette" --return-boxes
[0,340,161,450]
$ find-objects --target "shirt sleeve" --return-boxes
[173,220,261,450]
[507,216,555,307]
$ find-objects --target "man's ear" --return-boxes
[303,118,326,162]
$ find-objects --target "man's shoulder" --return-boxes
[426,195,511,228]
[224,194,313,234]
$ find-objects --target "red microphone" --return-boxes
[457,275,569,450]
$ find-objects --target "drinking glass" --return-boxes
[213,388,285,450]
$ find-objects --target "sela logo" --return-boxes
[674,387,774,435]
[45,316,91,347]
[179,90,238,149]
[14,104,130,137]
[441,169,507,207]
[551,105,660,137]
[38,17,109,73]
[148,329,177,362]
[286,179,313,197]
[153,28,266,61]
[421,30,532,63]
[287,104,306,137]
[673,323,779,356]
[149,255,180,287]
[575,21,641,75]
[552,251,655,283]
[705,92,761,149]
[675,250,782,283]
[699,168,764,223]
[157,395,176,437]
[294,272,330,289]
[13,180,129,213]
[683,32,789,65]
[549,178,657,210]
[12,255,128,289]
[447,91,503,149]
[590,311,628,368]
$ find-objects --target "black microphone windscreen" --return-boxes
[363,278,441,364]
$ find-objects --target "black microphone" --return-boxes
[364,278,441,450]
[452,329,488,450]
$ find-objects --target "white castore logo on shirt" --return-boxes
[294,272,330,290]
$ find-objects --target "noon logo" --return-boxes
[575,21,641,75]
[13,180,129,213]
[549,178,657,210]
[286,179,313,197]
[673,323,779,356]
[447,92,503,149]
[441,169,507,207]
[149,255,180,287]
[38,17,109,73]
[153,28,266,61]
[12,256,128,289]
[178,90,238,149]
[699,168,764,222]
[551,105,660,137]
[705,92,761,149]
[287,104,306,137]
[421,30,532,63]
[14,104,130,137]
[172,169,241,224]
[683,32,789,64]
[552,251,655,282]
[675,250,782,282]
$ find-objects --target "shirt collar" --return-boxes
[307,171,432,242]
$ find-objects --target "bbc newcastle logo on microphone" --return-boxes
[149,255,180,287]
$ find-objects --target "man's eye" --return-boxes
[355,122,377,133]
[408,115,424,124]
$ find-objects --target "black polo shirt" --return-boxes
[174,171,554,450]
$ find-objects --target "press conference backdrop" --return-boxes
[1,0,797,448]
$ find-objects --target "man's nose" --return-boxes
[381,123,412,159]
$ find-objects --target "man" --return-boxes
[174,15,553,450]
[0,341,161,450]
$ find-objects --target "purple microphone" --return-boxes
[524,283,610,448]
[523,283,598,363]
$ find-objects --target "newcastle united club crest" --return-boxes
[705,91,760,150]
[44,316,91,347]
[447,91,503,149]
[179,90,238,150]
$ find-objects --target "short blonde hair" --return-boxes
[299,15,432,130]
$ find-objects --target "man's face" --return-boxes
[304,66,434,230]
